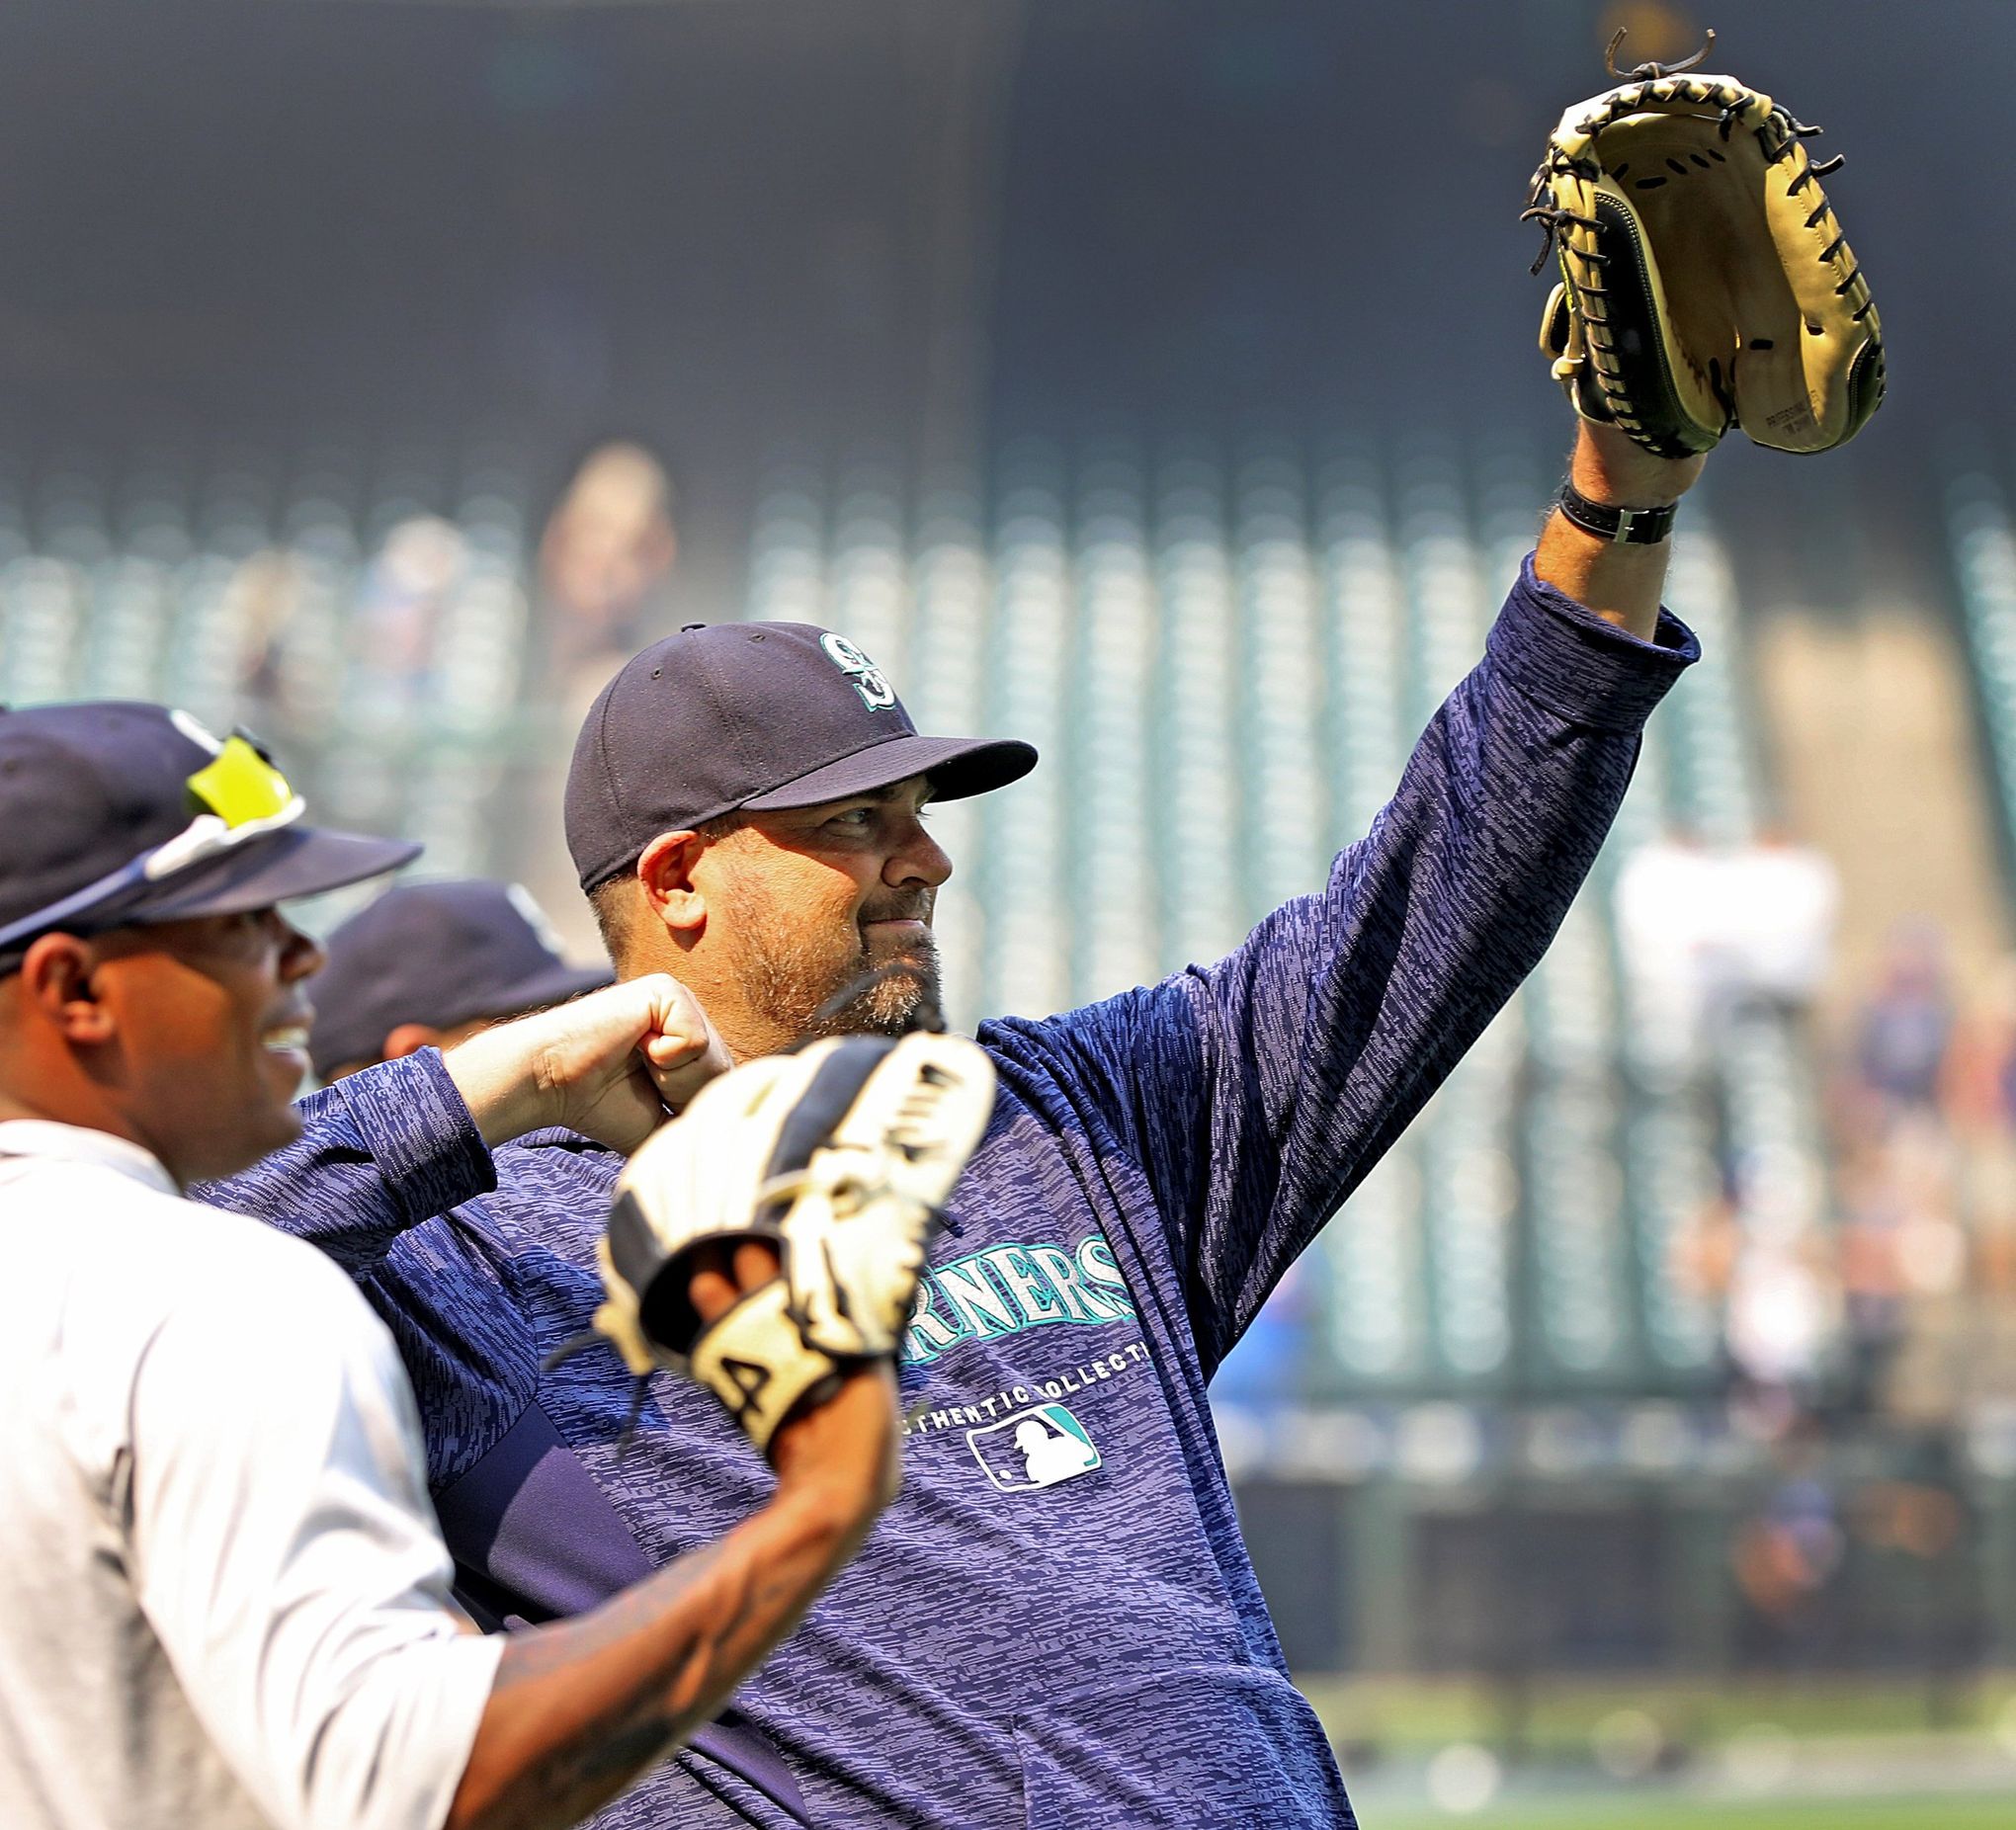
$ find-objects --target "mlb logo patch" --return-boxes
[966,1402,1102,1492]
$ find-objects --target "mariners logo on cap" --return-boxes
[819,632,897,712]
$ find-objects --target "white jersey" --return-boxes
[0,1120,502,1830]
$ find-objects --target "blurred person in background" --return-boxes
[197,407,1704,1829]
[0,702,899,1830]
[1614,825,1722,1073]
[1940,953,2016,1296]
[521,440,683,954]
[1722,1221,1840,1438]
[1854,920,1956,1119]
[1730,1432,1847,1670]
[1208,1254,1314,1413]
[1720,824,1840,1026]
[1615,823,1838,1072]
[354,516,472,721]
[539,440,679,677]
[230,549,320,755]
[1834,1134,1911,1415]
[308,877,610,1082]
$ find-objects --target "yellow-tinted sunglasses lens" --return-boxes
[185,734,295,829]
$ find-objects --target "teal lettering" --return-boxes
[900,1237,1130,1368]
[984,1244,1066,1324]
[1028,1244,1102,1322]
[1074,1236,1136,1320]
[901,1274,969,1365]
[935,1257,1021,1340]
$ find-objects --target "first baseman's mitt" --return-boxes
[566,1029,996,1455]
[1525,30,1885,458]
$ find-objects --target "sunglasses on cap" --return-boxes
[0,728,305,952]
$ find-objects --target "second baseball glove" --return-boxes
[1525,31,1885,458]
[575,1029,996,1455]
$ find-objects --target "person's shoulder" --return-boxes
[18,1157,378,1342]
[17,1162,389,1438]
[135,1182,374,1333]
[981,972,1205,1074]
[10,1152,289,1281]
[501,1125,622,1165]
[134,1203,411,1434]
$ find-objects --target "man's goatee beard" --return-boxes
[805,946,946,1040]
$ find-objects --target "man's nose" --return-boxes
[885,815,953,889]
[277,913,326,983]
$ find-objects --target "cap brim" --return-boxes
[129,825,422,924]
[741,733,1037,813]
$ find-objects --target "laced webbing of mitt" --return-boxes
[1525,29,1885,458]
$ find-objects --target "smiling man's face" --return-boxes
[88,907,324,1183]
[693,774,953,1049]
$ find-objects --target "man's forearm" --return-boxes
[1534,421,1708,640]
[193,1051,492,1269]
[446,1371,896,1830]
[443,973,729,1152]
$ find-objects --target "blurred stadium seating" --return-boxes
[0,440,542,908]
[746,435,1811,1407]
[0,433,1893,1417]
[12,433,2016,1707]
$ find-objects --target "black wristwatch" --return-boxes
[1554,478,1678,546]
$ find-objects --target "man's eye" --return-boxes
[828,808,876,829]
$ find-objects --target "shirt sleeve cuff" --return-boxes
[1484,551,1702,733]
[335,1048,497,1223]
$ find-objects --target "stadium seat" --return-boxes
[0,431,1820,1404]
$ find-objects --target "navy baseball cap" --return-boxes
[565,622,1037,893]
[307,878,613,1076]
[0,702,418,971]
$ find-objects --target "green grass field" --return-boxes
[1298,1674,2016,1754]
[1302,1675,2016,1828]
[1365,1796,2014,1828]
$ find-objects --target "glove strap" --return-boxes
[689,1279,851,1457]
[1555,479,1677,546]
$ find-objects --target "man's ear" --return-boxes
[381,1022,448,1063]
[636,831,709,942]
[18,933,117,1044]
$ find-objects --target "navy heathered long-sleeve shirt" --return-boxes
[200,558,1696,1828]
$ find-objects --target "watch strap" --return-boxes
[1554,479,1678,546]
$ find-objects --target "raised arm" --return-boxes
[1537,420,1707,636]
[1011,425,1702,1371]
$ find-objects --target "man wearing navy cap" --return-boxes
[208,421,1706,1826]
[564,620,1033,1052]
[310,878,612,1082]
[0,702,915,1830]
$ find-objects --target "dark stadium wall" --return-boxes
[0,0,2005,605]
[0,0,1006,612]
[975,0,1991,634]
[982,0,1983,464]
